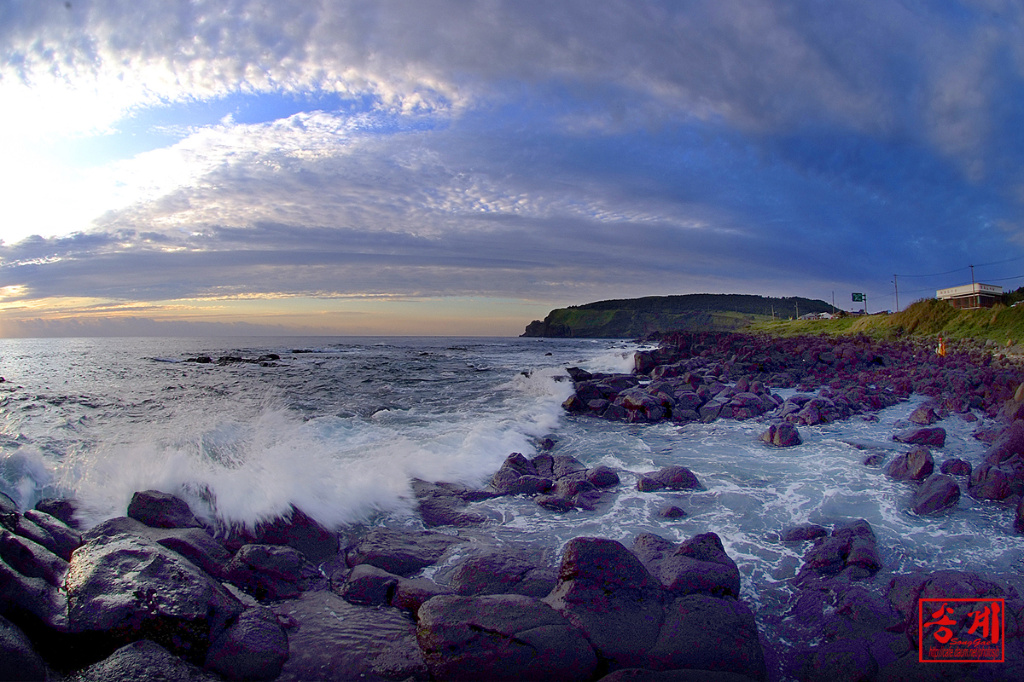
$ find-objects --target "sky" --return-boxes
[2,0,1024,337]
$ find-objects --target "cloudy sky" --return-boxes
[2,0,1024,337]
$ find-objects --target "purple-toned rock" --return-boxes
[968,462,1015,501]
[636,465,703,492]
[33,498,80,529]
[0,614,48,682]
[346,528,467,577]
[908,405,940,425]
[391,577,451,616]
[761,422,802,447]
[1015,496,1024,534]
[893,426,946,447]
[22,509,81,561]
[338,564,400,606]
[645,594,767,681]
[544,537,664,669]
[417,594,597,682]
[83,516,231,579]
[248,505,338,564]
[632,532,741,599]
[448,550,557,598]
[70,640,220,682]
[658,505,687,519]
[587,465,620,487]
[911,474,960,515]
[780,524,828,543]
[65,533,243,662]
[224,544,324,601]
[127,489,202,529]
[886,447,934,482]
[204,606,288,681]
[985,419,1024,464]
[940,458,972,477]
[0,528,68,588]
[536,495,577,512]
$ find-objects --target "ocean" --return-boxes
[2,335,1023,612]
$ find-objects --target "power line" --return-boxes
[895,255,1024,279]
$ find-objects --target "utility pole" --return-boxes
[894,275,899,312]
[970,264,975,285]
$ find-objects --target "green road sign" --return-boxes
[852,293,864,302]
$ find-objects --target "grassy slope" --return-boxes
[748,298,1024,349]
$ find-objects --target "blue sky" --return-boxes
[2,0,1024,336]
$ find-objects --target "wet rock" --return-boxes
[65,640,219,682]
[33,498,80,529]
[587,465,621,487]
[83,516,231,579]
[658,505,687,519]
[645,594,767,681]
[391,577,451,616]
[1015,496,1024,534]
[247,505,338,564]
[536,495,577,512]
[911,474,961,515]
[0,547,69,634]
[0,528,68,588]
[968,462,1015,500]
[491,453,554,496]
[65,533,243,663]
[417,594,596,682]
[780,524,828,543]
[939,458,972,477]
[22,509,82,561]
[893,426,946,447]
[544,537,664,669]
[636,465,703,492]
[760,422,802,447]
[272,590,428,682]
[908,405,940,425]
[224,544,324,601]
[448,550,557,598]
[0,493,17,532]
[886,446,935,482]
[862,453,886,467]
[126,490,202,529]
[632,532,741,599]
[204,607,288,681]
[0,613,48,682]
[346,528,467,577]
[413,484,489,528]
[799,520,881,579]
[338,564,400,606]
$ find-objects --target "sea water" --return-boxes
[2,336,1024,611]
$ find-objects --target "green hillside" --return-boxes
[521,294,833,338]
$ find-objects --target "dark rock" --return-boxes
[0,548,69,634]
[886,446,935,481]
[0,614,48,682]
[636,465,703,492]
[911,474,961,515]
[985,419,1024,464]
[204,607,288,681]
[417,593,596,682]
[598,670,757,682]
[346,528,467,577]
[65,533,243,663]
[1016,496,1024,535]
[908,405,940,425]
[632,532,741,599]
[34,497,80,529]
[551,454,588,479]
[415,494,488,528]
[224,543,324,600]
[968,462,1015,500]
[0,493,17,532]
[536,495,577,512]
[338,564,400,606]
[66,640,219,682]
[939,458,972,477]
[448,550,557,598]
[272,590,427,682]
[248,505,338,564]
[862,453,886,467]
[22,509,82,561]
[658,505,687,519]
[82,516,231,579]
[587,465,621,487]
[645,594,767,681]
[893,426,946,447]
[126,490,202,529]
[0,528,68,588]
[544,537,664,668]
[761,422,802,447]
[391,577,451,616]
[780,524,828,543]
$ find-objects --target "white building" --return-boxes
[936,283,1002,309]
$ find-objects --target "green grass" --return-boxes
[748,298,1024,349]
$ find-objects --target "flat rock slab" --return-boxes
[417,594,596,682]
[347,528,467,577]
[272,590,427,682]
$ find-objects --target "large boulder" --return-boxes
[224,544,324,601]
[84,516,231,579]
[893,427,946,447]
[886,447,935,482]
[247,506,338,564]
[968,462,1016,501]
[0,614,48,682]
[644,594,767,681]
[0,528,69,588]
[911,474,960,515]
[632,532,741,599]
[544,537,665,669]
[126,490,203,529]
[416,594,597,682]
[448,550,557,598]
[64,640,220,682]
[65,533,243,663]
[204,607,288,681]
[22,509,82,561]
[761,422,802,447]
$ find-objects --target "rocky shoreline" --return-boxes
[3,331,1024,681]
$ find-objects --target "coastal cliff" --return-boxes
[522,293,833,338]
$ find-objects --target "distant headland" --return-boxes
[521,293,833,338]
